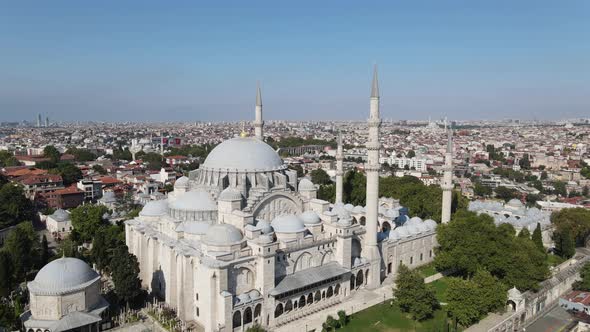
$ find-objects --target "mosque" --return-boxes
[124,69,454,331]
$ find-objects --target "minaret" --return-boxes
[254,82,264,140]
[441,128,454,223]
[335,130,344,204]
[365,65,382,288]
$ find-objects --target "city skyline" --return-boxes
[1,1,588,122]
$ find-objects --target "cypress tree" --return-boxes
[532,223,544,253]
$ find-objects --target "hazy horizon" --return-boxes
[1,1,588,122]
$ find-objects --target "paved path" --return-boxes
[526,306,573,332]
[464,312,514,332]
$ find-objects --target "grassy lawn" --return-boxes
[416,263,439,278]
[428,277,450,303]
[547,253,566,267]
[339,303,454,332]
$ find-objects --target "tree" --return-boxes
[532,223,544,253]
[554,229,576,259]
[317,184,335,203]
[110,245,142,303]
[583,186,590,198]
[289,164,304,178]
[518,228,530,239]
[54,162,82,185]
[66,148,97,162]
[394,264,438,321]
[494,186,517,202]
[574,262,590,291]
[43,145,61,163]
[406,150,416,158]
[0,183,33,228]
[540,171,548,180]
[474,183,492,197]
[70,205,109,243]
[310,169,332,185]
[337,310,347,328]
[4,222,39,281]
[446,269,506,327]
[551,208,590,244]
[553,181,567,197]
[435,211,548,291]
[245,324,267,332]
[142,152,165,170]
[0,251,13,297]
[92,164,108,175]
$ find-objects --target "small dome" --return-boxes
[30,257,99,294]
[344,204,354,212]
[258,234,274,244]
[396,226,411,238]
[201,137,285,172]
[336,208,352,223]
[140,199,169,217]
[424,219,438,230]
[271,214,306,233]
[298,178,316,191]
[176,221,210,235]
[407,224,421,235]
[417,222,429,233]
[255,219,273,234]
[236,293,251,303]
[249,289,261,300]
[169,190,216,211]
[406,216,423,226]
[174,176,189,188]
[506,199,524,208]
[508,287,522,300]
[204,224,243,245]
[389,229,401,241]
[299,211,321,225]
[219,187,243,201]
[353,205,364,214]
[50,209,70,222]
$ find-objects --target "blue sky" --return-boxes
[0,1,588,122]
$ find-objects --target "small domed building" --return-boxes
[21,257,109,332]
[125,73,443,331]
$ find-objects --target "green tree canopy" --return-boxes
[494,186,518,202]
[110,245,142,304]
[4,222,39,281]
[551,208,590,245]
[532,223,544,253]
[393,264,438,321]
[574,262,590,291]
[70,205,109,243]
[434,211,549,291]
[0,183,33,228]
[310,169,332,185]
[43,145,61,163]
[54,162,83,185]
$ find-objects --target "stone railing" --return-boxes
[275,297,342,327]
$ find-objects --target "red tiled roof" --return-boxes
[18,174,63,185]
[53,185,83,195]
[97,176,121,184]
[564,291,590,306]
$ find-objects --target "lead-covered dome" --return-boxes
[169,190,216,211]
[29,257,99,295]
[271,214,306,233]
[204,224,243,245]
[201,137,286,172]
[140,199,169,217]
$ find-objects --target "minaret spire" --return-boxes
[335,130,344,204]
[441,127,454,223]
[365,65,382,289]
[254,82,264,140]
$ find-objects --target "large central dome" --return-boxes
[201,137,286,172]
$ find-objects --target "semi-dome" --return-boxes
[271,214,306,233]
[417,222,430,233]
[298,178,316,191]
[389,229,401,241]
[219,187,243,201]
[406,216,423,226]
[140,199,169,217]
[396,226,411,238]
[201,137,286,172]
[299,211,321,225]
[169,190,216,211]
[30,257,99,294]
[204,224,243,245]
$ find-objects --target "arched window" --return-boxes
[360,216,366,226]
[274,303,284,318]
[335,284,341,295]
[254,304,262,318]
[356,270,364,287]
[327,286,334,298]
[233,311,242,328]
[299,295,306,308]
[350,276,355,290]
[285,300,293,312]
[315,291,321,302]
[244,307,253,325]
[307,293,314,305]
